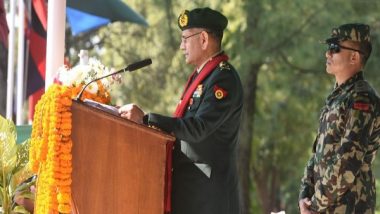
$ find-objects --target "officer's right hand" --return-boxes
[119,104,145,124]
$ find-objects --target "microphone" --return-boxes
[75,58,152,101]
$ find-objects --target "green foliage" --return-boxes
[0,115,33,213]
[64,0,380,213]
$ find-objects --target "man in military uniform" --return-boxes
[299,23,380,214]
[119,7,243,214]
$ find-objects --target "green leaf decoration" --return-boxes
[0,115,34,214]
[0,116,17,177]
[12,205,31,214]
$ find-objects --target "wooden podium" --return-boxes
[70,101,175,214]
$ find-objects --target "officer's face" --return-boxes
[325,41,358,76]
[180,29,203,65]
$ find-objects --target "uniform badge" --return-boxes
[178,11,188,27]
[214,85,227,100]
[353,102,370,111]
[193,84,203,98]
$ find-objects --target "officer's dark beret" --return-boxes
[177,7,228,33]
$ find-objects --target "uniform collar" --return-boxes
[333,71,364,91]
[197,50,224,73]
[327,71,364,102]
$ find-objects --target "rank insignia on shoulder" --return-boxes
[214,85,228,100]
[355,80,369,93]
[219,61,230,70]
[353,102,370,111]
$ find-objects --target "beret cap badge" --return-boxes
[178,11,189,28]
[177,7,228,33]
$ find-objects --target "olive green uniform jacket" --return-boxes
[144,61,243,214]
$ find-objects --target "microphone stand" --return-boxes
[75,67,126,101]
[75,58,152,101]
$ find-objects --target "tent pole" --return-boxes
[15,0,25,125]
[45,0,66,90]
[6,0,16,120]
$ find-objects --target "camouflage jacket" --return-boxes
[299,71,380,213]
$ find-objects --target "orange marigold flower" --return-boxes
[58,186,72,193]
[61,97,73,106]
[60,160,72,168]
[59,153,72,161]
[58,178,72,186]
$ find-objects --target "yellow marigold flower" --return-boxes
[57,192,71,203]
[58,203,71,213]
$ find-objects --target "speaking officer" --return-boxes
[299,23,380,213]
[119,7,243,214]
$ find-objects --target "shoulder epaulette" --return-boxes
[354,80,370,93]
[353,80,371,103]
[218,61,230,71]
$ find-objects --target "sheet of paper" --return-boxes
[83,99,119,116]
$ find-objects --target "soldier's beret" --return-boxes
[325,23,371,44]
[177,7,228,33]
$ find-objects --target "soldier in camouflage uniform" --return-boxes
[299,23,380,214]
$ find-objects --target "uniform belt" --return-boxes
[180,140,212,178]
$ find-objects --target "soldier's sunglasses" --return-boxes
[327,43,364,55]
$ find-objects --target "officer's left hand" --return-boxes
[299,198,315,214]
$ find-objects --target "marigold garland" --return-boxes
[30,83,111,213]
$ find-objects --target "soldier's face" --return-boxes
[180,29,203,66]
[325,41,356,76]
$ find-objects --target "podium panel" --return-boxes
[71,101,175,214]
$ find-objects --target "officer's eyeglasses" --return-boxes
[181,32,203,44]
[181,31,211,44]
[327,43,364,55]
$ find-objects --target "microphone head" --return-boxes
[127,58,152,72]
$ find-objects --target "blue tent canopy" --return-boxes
[66,0,148,35]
